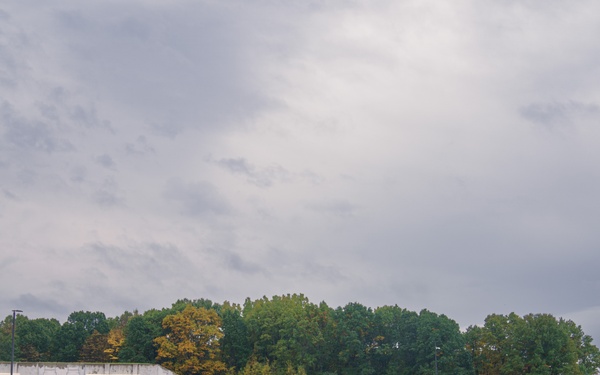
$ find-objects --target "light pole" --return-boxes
[11,310,22,375]
[434,345,440,375]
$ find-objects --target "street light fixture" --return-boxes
[11,310,23,375]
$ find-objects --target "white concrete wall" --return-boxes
[0,363,175,375]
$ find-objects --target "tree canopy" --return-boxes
[2,294,599,375]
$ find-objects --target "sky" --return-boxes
[1,0,600,342]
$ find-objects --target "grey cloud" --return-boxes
[216,157,253,175]
[37,102,60,122]
[70,165,86,182]
[41,87,114,132]
[0,256,18,272]
[49,3,272,136]
[519,100,599,128]
[0,45,18,88]
[149,120,185,139]
[2,101,75,153]
[70,104,106,129]
[56,10,85,30]
[95,153,116,169]
[87,241,193,282]
[0,11,30,89]
[48,86,67,104]
[212,157,291,187]
[88,242,133,271]
[256,247,347,290]
[71,284,143,316]
[299,260,346,284]
[305,199,357,217]
[16,169,36,185]
[114,16,151,41]
[92,177,123,207]
[125,136,155,155]
[163,178,230,216]
[2,188,18,200]
[3,0,600,343]
[93,190,122,207]
[11,293,69,317]
[222,249,264,275]
[390,282,431,302]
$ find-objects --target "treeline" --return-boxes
[1,294,599,375]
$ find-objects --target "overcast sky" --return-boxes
[1,0,600,342]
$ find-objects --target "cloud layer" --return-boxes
[1,0,600,341]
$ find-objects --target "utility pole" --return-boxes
[11,310,23,375]
[435,345,440,375]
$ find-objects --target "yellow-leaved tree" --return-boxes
[104,327,125,361]
[155,305,227,375]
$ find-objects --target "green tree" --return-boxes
[17,317,61,361]
[559,319,600,375]
[52,311,109,362]
[172,299,221,313]
[107,311,135,330]
[413,309,470,375]
[327,302,376,375]
[220,302,251,371]
[464,325,486,375]
[0,314,27,361]
[119,315,157,363]
[371,305,420,375]
[243,294,324,373]
[239,358,274,375]
[469,312,600,374]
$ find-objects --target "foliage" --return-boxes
[243,294,325,373]
[51,311,109,362]
[80,330,111,362]
[467,312,600,374]
[10,316,60,362]
[119,315,157,363]
[2,295,599,375]
[220,302,251,371]
[105,327,125,361]
[328,302,376,375]
[155,305,227,375]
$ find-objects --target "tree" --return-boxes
[107,311,135,330]
[413,309,471,374]
[120,305,185,363]
[371,305,420,375]
[243,294,324,373]
[239,358,273,375]
[470,313,516,374]
[105,326,125,361]
[80,330,111,362]
[52,311,109,362]
[0,314,25,361]
[103,311,132,362]
[119,315,157,363]
[327,302,376,375]
[219,302,251,371]
[155,305,227,375]
[468,312,600,374]
[16,317,61,361]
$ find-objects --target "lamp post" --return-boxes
[434,345,440,375]
[11,310,22,375]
